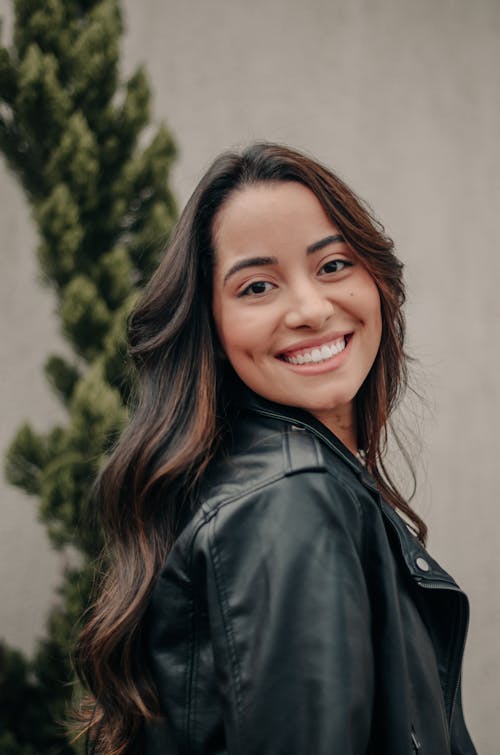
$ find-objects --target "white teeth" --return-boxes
[320,345,332,359]
[283,337,346,365]
[311,348,322,362]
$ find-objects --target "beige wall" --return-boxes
[1,0,498,751]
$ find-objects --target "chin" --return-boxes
[304,390,356,412]
[280,394,352,416]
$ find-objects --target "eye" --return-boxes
[238,280,275,297]
[320,259,352,275]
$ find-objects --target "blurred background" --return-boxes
[0,0,498,752]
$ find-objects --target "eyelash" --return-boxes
[238,281,274,297]
[237,258,353,297]
[320,258,352,275]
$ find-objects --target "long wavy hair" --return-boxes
[73,142,426,753]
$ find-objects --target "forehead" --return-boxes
[212,181,337,256]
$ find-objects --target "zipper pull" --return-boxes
[411,727,421,752]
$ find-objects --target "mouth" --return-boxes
[279,334,352,365]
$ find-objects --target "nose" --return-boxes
[283,281,334,330]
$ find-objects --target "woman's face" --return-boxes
[211,181,382,444]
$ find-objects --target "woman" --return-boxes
[75,143,477,754]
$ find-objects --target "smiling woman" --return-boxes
[73,143,477,755]
[212,182,382,452]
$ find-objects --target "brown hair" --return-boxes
[73,142,426,753]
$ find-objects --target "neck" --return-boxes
[310,403,358,456]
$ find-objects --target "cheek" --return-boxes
[214,303,261,358]
[347,279,381,329]
[356,281,382,352]
[362,279,382,323]
[370,289,382,329]
[370,297,383,347]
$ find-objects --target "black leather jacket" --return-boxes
[144,394,477,754]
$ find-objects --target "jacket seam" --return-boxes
[195,467,346,754]
[324,467,366,555]
[357,484,369,570]
[313,434,322,466]
[189,464,370,570]
[199,470,321,524]
[184,591,196,751]
[283,426,291,473]
[183,477,290,569]
[196,467,366,560]
[207,514,244,755]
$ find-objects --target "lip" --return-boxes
[278,332,352,359]
[277,333,353,375]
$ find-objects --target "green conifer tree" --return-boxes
[0,1,177,751]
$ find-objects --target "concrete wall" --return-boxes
[1,1,498,751]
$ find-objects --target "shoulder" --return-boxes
[200,410,362,502]
[152,411,386,609]
[186,411,377,558]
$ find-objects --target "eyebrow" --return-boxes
[306,233,345,254]
[223,256,278,285]
[222,234,345,285]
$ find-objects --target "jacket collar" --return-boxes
[236,385,371,483]
[234,386,461,591]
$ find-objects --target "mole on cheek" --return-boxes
[349,291,354,297]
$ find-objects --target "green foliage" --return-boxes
[36,184,84,284]
[61,275,112,356]
[47,112,100,211]
[0,0,177,750]
[44,356,81,404]
[5,422,48,495]
[0,637,75,754]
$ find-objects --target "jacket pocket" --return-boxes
[411,726,422,753]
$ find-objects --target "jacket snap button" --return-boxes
[415,556,430,572]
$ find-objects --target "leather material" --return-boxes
[144,396,477,754]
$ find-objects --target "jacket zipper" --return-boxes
[381,510,468,729]
[250,405,469,732]
[411,726,421,753]
[413,578,467,727]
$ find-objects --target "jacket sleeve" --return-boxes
[198,470,374,755]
